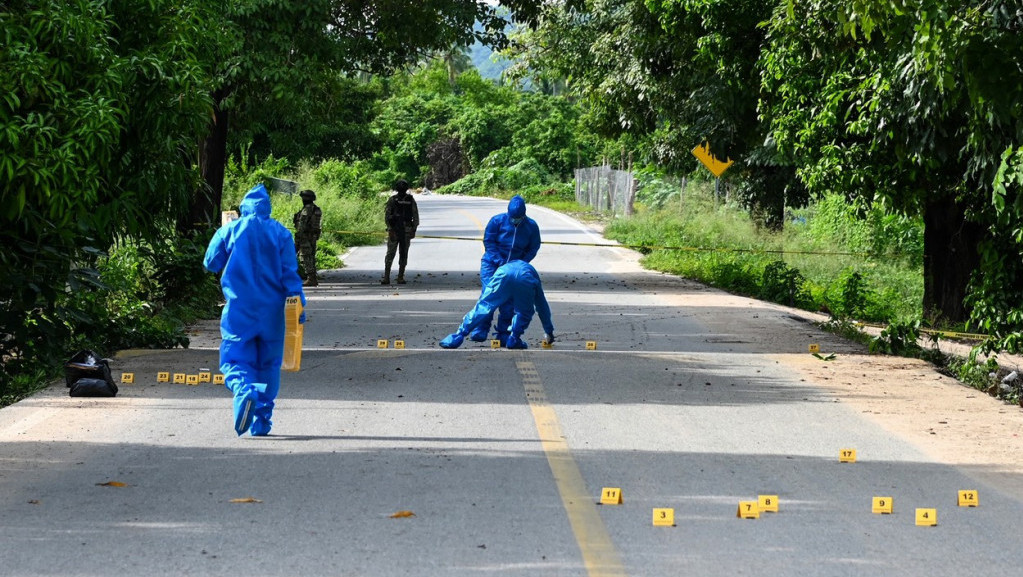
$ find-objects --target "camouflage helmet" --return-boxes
[299,189,316,200]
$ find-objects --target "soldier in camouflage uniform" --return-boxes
[293,189,322,287]
[381,180,419,285]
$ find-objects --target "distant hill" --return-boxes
[469,41,512,81]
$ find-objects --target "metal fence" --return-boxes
[574,165,636,216]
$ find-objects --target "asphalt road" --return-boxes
[1,193,1020,576]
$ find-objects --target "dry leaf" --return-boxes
[28,500,40,505]
[389,510,415,518]
[229,497,263,504]
[96,481,128,487]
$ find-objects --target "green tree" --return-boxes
[1,0,217,384]
[191,0,545,229]
[759,0,1023,326]
[508,0,803,227]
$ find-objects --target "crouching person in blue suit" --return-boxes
[204,183,306,436]
[440,260,554,350]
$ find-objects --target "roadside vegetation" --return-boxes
[609,180,924,325]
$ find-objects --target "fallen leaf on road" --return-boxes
[96,481,128,487]
[389,510,415,518]
[28,500,40,505]
[229,497,263,503]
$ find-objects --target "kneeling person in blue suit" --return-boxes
[204,183,306,436]
[440,260,554,350]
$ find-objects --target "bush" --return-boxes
[311,159,377,198]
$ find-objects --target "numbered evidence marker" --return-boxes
[173,373,187,384]
[758,495,779,513]
[809,344,820,353]
[915,508,937,526]
[186,374,200,386]
[198,370,212,383]
[737,501,760,519]
[872,497,894,514]
[541,339,553,349]
[586,341,598,350]
[491,339,501,349]
[652,508,675,527]
[957,490,979,507]
[377,339,389,349]
[839,449,857,463]
[157,372,170,383]
[120,372,135,384]
[394,340,405,350]
[599,487,623,505]
[213,374,225,385]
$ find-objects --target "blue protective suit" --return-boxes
[203,184,305,436]
[472,196,541,341]
[441,260,554,349]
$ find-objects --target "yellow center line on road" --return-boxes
[516,359,626,577]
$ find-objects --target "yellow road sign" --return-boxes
[692,143,734,177]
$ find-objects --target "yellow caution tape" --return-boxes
[328,230,875,258]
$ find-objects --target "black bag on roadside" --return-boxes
[69,377,118,398]
[65,350,118,397]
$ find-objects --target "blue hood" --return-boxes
[240,183,272,218]
[507,195,526,219]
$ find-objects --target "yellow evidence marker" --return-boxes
[213,374,225,385]
[198,371,212,383]
[758,495,779,513]
[839,449,857,463]
[157,372,170,383]
[394,340,405,349]
[120,373,134,384]
[541,339,553,349]
[585,341,597,350]
[491,339,501,349]
[652,508,675,526]
[377,339,388,349]
[808,344,820,353]
[915,508,937,526]
[600,488,623,505]
[173,373,186,384]
[186,374,199,386]
[872,497,893,514]
[282,296,303,372]
[737,501,760,519]
[957,490,979,507]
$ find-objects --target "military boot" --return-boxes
[396,267,406,284]
[380,265,391,285]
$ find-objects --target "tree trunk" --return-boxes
[181,95,229,235]
[922,195,984,324]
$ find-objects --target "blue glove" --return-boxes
[440,333,464,349]
[506,334,527,349]
[299,311,306,324]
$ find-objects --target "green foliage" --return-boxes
[760,261,811,308]
[223,152,292,209]
[0,0,216,399]
[606,189,924,322]
[438,158,553,196]
[869,320,924,356]
[311,159,378,199]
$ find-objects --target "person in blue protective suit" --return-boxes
[471,195,541,343]
[440,260,554,350]
[203,183,306,436]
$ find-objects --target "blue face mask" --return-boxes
[511,217,523,225]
